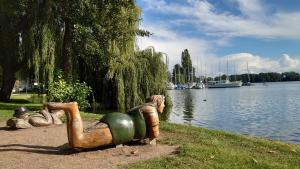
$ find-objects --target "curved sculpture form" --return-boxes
[6,106,64,129]
[46,95,165,149]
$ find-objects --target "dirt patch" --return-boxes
[0,122,177,169]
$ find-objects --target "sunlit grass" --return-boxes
[128,122,300,169]
[0,94,105,122]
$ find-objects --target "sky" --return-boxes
[136,0,300,76]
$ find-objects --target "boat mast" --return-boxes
[192,65,194,83]
[174,67,177,84]
[218,59,221,82]
[197,55,199,83]
[234,62,237,81]
[177,65,180,84]
[247,62,250,82]
[226,56,229,81]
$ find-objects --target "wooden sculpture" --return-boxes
[45,95,165,149]
[6,106,64,129]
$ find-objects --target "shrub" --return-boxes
[48,71,92,110]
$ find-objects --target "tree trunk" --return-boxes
[62,18,74,81]
[0,68,16,102]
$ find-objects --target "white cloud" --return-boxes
[138,28,300,75]
[137,0,300,76]
[279,54,300,70]
[141,0,300,39]
[137,24,213,71]
[224,53,300,74]
[232,0,266,20]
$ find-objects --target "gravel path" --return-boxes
[0,122,177,169]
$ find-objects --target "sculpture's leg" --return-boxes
[51,110,65,125]
[28,109,53,127]
[149,138,157,146]
[46,102,113,149]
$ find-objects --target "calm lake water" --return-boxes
[168,81,300,144]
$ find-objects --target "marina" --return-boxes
[168,81,300,144]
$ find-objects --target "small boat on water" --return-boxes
[185,82,196,89]
[242,81,252,86]
[166,82,176,90]
[194,82,205,89]
[207,79,242,88]
[242,62,253,86]
[175,84,185,90]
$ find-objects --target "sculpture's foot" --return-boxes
[116,144,123,148]
[140,139,147,145]
[149,138,157,146]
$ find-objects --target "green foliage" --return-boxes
[72,1,169,111]
[48,71,92,110]
[172,49,195,84]
[1,0,169,111]
[181,49,194,83]
[107,49,169,112]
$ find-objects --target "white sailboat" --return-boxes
[194,57,205,89]
[166,82,175,90]
[243,62,252,86]
[207,57,242,88]
[207,79,242,88]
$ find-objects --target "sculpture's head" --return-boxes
[13,107,29,119]
[150,95,165,113]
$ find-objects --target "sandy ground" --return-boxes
[0,122,177,169]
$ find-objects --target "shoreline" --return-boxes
[1,116,300,168]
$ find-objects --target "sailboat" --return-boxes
[243,62,252,86]
[194,58,205,89]
[207,58,242,88]
[166,82,175,90]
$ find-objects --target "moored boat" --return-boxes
[207,80,242,88]
[166,82,176,90]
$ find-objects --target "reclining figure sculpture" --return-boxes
[45,95,165,149]
[6,106,64,129]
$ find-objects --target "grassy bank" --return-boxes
[129,122,300,169]
[1,94,300,168]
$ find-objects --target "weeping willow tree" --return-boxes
[0,0,61,100]
[1,0,169,111]
[107,49,169,111]
[18,1,61,94]
[72,1,168,112]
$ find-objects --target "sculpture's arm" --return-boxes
[141,106,160,139]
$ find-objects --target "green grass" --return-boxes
[0,94,43,121]
[0,94,104,122]
[129,122,300,169]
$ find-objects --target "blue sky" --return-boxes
[136,0,300,76]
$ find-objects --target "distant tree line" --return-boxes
[228,71,300,83]
[202,71,300,83]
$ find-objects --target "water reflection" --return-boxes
[168,82,300,144]
[160,95,172,121]
[182,90,194,123]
